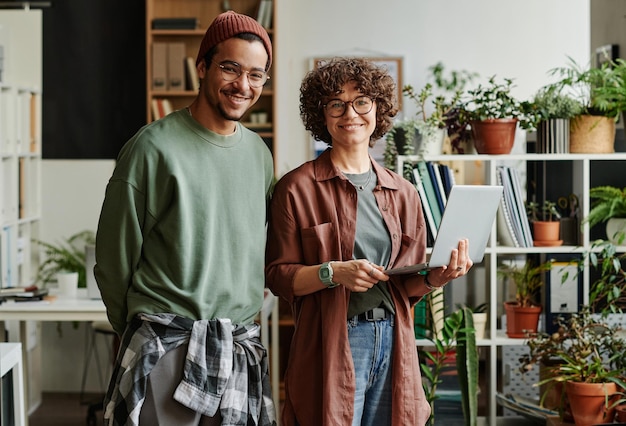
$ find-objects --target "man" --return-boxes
[94,11,275,425]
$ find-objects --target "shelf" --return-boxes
[399,151,626,426]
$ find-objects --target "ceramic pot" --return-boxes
[537,118,570,154]
[472,312,487,340]
[504,301,542,338]
[56,271,78,299]
[416,128,446,156]
[606,217,626,245]
[532,221,561,246]
[565,381,618,426]
[470,118,518,155]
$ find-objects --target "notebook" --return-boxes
[385,184,504,275]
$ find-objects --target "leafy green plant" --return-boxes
[522,86,584,129]
[460,75,534,130]
[520,307,626,386]
[33,230,95,288]
[527,200,562,222]
[498,258,553,307]
[584,186,626,229]
[584,239,626,313]
[418,291,478,426]
[546,56,623,118]
[384,62,478,168]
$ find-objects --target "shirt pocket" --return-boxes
[301,222,338,265]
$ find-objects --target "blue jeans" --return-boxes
[347,314,395,426]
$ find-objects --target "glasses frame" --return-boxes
[323,95,375,118]
[211,60,270,88]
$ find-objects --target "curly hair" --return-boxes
[299,57,398,147]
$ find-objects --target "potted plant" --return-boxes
[546,57,622,153]
[418,290,478,426]
[579,238,626,313]
[33,230,95,294]
[520,307,626,425]
[384,62,477,170]
[459,75,533,155]
[526,200,562,246]
[498,257,553,338]
[584,185,626,245]
[522,87,584,154]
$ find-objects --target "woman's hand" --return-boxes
[332,259,389,292]
[426,238,473,288]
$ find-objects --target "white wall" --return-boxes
[39,0,591,391]
[274,0,590,175]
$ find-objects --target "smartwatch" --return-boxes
[319,261,339,288]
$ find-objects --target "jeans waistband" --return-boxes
[357,307,391,322]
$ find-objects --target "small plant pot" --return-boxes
[470,118,518,155]
[56,271,79,299]
[504,301,541,338]
[472,312,487,340]
[532,221,562,246]
[606,217,626,245]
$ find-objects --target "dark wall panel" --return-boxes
[42,0,145,159]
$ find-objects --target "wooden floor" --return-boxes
[29,392,105,426]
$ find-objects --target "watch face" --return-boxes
[320,268,330,279]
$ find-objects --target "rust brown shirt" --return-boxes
[265,149,431,426]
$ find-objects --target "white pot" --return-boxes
[606,217,626,245]
[416,128,446,156]
[472,312,488,340]
[57,271,79,299]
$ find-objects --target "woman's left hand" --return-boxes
[426,238,473,288]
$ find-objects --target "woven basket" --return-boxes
[569,115,615,153]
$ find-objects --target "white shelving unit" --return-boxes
[400,152,626,425]
[0,8,43,414]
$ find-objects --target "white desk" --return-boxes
[0,288,281,424]
[1,342,27,426]
[0,288,107,323]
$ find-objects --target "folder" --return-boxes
[151,42,167,90]
[167,42,185,91]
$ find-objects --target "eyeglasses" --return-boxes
[212,60,269,88]
[323,96,374,118]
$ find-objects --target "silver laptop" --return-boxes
[385,184,504,275]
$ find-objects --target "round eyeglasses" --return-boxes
[212,60,269,88]
[323,96,374,118]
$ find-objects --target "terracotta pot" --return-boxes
[569,115,615,153]
[503,301,541,338]
[532,221,561,243]
[565,381,618,426]
[470,118,518,155]
[616,403,626,422]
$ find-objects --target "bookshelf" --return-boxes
[399,152,626,425]
[0,8,43,414]
[145,0,276,150]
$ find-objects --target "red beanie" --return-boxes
[196,11,272,68]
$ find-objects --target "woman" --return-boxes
[265,57,472,426]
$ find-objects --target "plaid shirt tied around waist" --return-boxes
[103,313,276,426]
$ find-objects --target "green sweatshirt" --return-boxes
[94,109,274,335]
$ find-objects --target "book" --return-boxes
[167,42,185,91]
[151,42,167,90]
[151,17,198,30]
[415,161,442,229]
[495,167,519,247]
[151,99,161,120]
[162,99,173,116]
[411,167,437,244]
[185,56,199,91]
[508,167,533,247]
[430,161,448,210]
